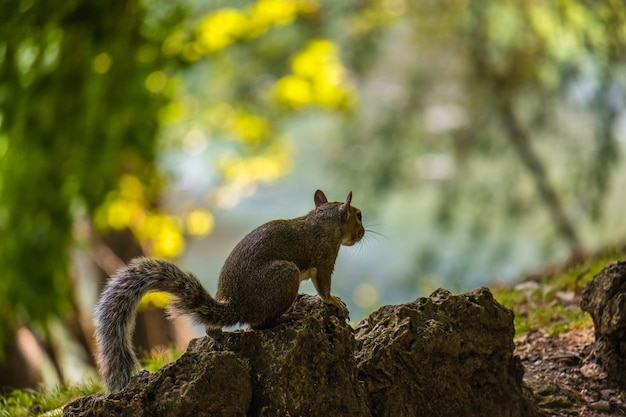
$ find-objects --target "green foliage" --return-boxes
[318,0,626,286]
[0,0,359,365]
[0,380,101,417]
[337,0,626,204]
[0,0,182,345]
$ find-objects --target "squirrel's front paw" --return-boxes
[324,295,350,321]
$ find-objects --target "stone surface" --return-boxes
[581,261,626,387]
[63,351,251,417]
[355,287,541,417]
[589,400,611,412]
[191,295,372,417]
[64,290,541,417]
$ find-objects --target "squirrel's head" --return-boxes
[314,189,365,246]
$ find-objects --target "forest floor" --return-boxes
[518,323,626,416]
[493,249,626,417]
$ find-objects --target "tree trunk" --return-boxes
[498,97,582,253]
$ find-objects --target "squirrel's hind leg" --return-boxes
[247,261,301,330]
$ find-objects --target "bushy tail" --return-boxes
[94,257,235,392]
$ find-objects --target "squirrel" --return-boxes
[94,189,365,392]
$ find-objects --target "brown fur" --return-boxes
[94,190,365,392]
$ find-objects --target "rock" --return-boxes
[526,379,574,410]
[64,290,541,417]
[580,261,626,386]
[600,389,616,399]
[355,287,541,417]
[589,400,611,412]
[580,362,608,380]
[63,351,251,417]
[538,394,573,409]
[190,295,372,417]
[64,295,371,417]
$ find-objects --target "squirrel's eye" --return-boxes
[357,212,362,221]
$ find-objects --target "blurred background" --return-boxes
[1,0,625,391]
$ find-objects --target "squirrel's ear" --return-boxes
[314,190,328,207]
[339,191,352,216]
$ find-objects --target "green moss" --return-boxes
[493,253,622,337]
